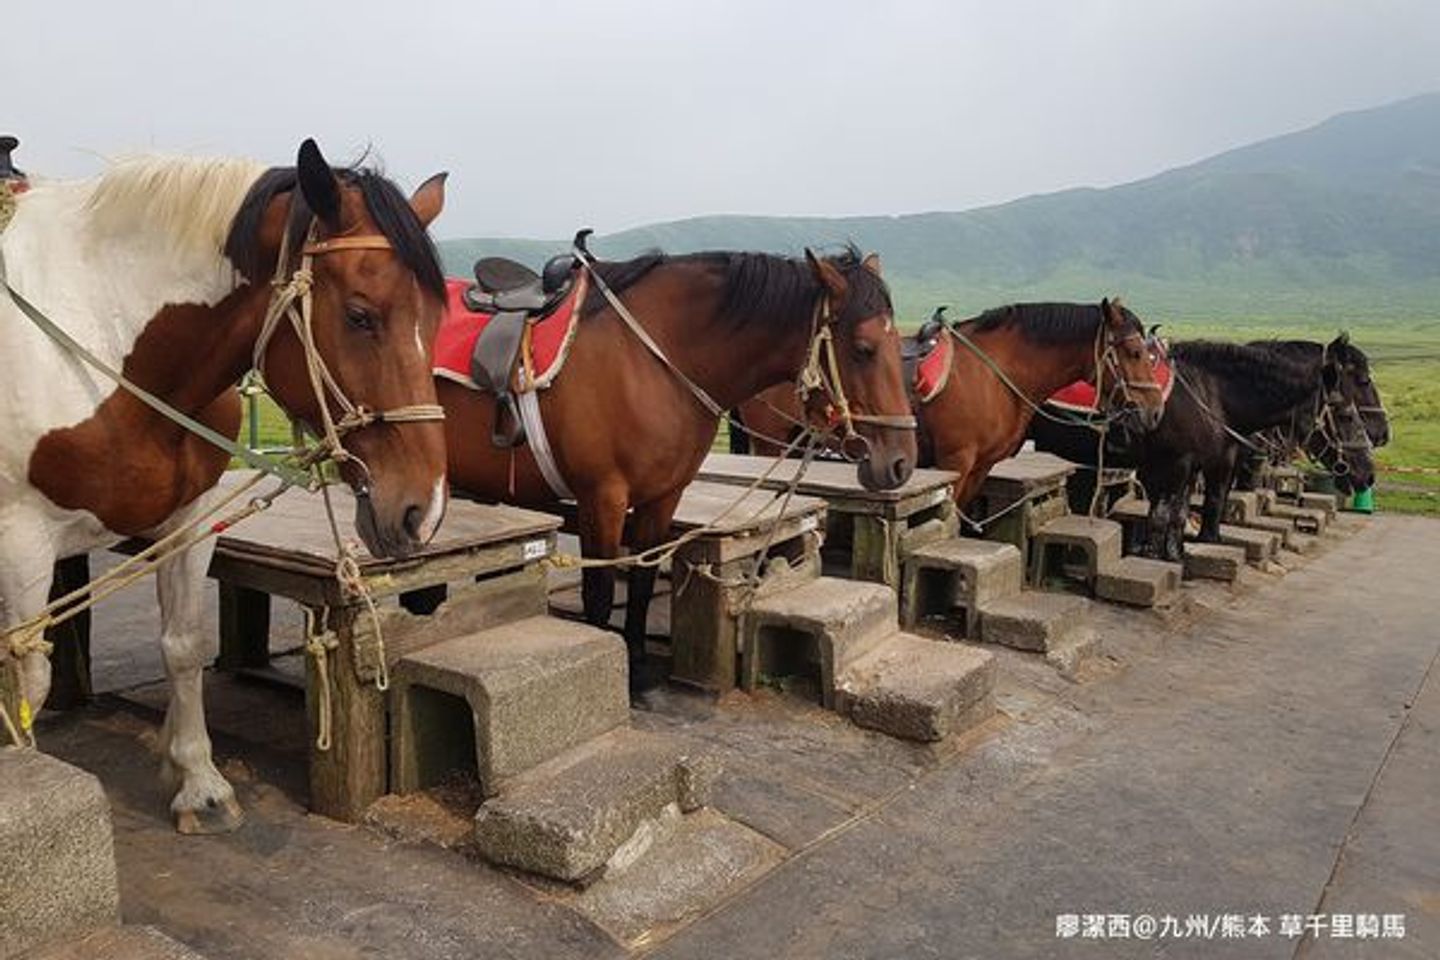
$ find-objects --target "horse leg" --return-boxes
[153,504,241,834]
[1198,450,1237,543]
[0,515,59,736]
[577,487,628,632]
[623,490,684,694]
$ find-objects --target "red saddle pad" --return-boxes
[914,330,954,404]
[1049,349,1173,413]
[433,276,585,391]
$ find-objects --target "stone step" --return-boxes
[978,589,1092,654]
[1224,491,1260,524]
[0,751,120,959]
[34,926,206,960]
[1266,503,1328,535]
[1283,532,1319,556]
[1299,491,1341,517]
[473,727,717,883]
[391,616,629,797]
[834,633,995,742]
[900,538,1023,638]
[1216,524,1281,563]
[1183,542,1247,582]
[1030,516,1123,588]
[740,577,898,709]
[1238,515,1299,549]
[1094,555,1182,608]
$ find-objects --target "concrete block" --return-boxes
[739,577,896,709]
[1183,543,1247,582]
[979,590,1091,653]
[1217,524,1281,563]
[0,750,119,958]
[835,633,995,742]
[1029,516,1123,589]
[473,728,719,883]
[1241,515,1298,549]
[1283,532,1319,556]
[1094,556,1182,608]
[900,538,1022,637]
[1224,491,1259,524]
[33,926,206,960]
[1268,503,1327,535]
[1299,492,1340,517]
[391,616,629,797]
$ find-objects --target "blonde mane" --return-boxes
[84,155,267,258]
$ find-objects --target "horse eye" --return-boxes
[854,340,878,361]
[345,304,378,332]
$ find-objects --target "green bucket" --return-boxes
[1349,487,1375,514]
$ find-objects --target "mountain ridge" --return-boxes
[439,93,1440,324]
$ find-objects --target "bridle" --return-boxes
[796,293,918,463]
[1295,346,1373,479]
[1093,320,1163,417]
[253,220,446,498]
[575,247,916,465]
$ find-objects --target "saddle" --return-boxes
[432,253,586,449]
[0,136,23,181]
[907,307,953,404]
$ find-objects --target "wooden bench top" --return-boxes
[668,479,826,535]
[698,454,959,505]
[211,471,560,580]
[981,451,1078,492]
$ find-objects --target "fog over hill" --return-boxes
[440,94,1440,325]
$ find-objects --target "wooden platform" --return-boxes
[970,452,1077,571]
[665,481,829,693]
[209,472,563,821]
[697,454,959,588]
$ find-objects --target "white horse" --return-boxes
[0,139,450,832]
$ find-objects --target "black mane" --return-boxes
[1170,340,1318,413]
[1248,336,1370,376]
[965,302,1141,344]
[225,166,445,298]
[585,245,891,329]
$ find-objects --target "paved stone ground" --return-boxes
[28,514,1439,959]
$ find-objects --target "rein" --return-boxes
[573,247,916,463]
[1,206,445,748]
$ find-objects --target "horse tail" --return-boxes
[727,410,751,454]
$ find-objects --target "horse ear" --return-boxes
[296,139,342,228]
[861,252,883,276]
[805,248,848,300]
[1100,297,1122,325]
[410,172,447,227]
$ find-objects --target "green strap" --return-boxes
[4,274,315,488]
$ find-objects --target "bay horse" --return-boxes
[438,248,916,690]
[734,299,1166,507]
[1113,340,1373,561]
[1,140,449,832]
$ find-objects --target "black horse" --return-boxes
[1031,338,1376,561]
[1235,335,1389,492]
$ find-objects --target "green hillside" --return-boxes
[439,93,1440,326]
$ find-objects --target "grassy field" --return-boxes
[239,318,1440,516]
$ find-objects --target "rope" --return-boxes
[303,607,340,752]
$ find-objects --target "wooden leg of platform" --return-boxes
[850,515,900,588]
[306,607,386,821]
[217,583,271,671]
[45,555,93,710]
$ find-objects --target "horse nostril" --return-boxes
[891,454,911,483]
[402,504,425,541]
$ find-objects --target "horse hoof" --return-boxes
[175,796,245,835]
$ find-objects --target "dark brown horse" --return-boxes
[439,248,916,689]
[736,299,1165,506]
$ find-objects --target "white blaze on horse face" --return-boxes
[417,476,447,543]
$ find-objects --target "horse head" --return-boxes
[802,250,918,491]
[237,139,450,559]
[1326,332,1389,449]
[1097,298,1166,431]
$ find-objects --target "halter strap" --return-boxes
[302,236,394,256]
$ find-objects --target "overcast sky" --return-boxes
[7,1,1439,239]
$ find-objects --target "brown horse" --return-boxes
[736,299,1165,506]
[439,247,916,689]
[2,139,448,830]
